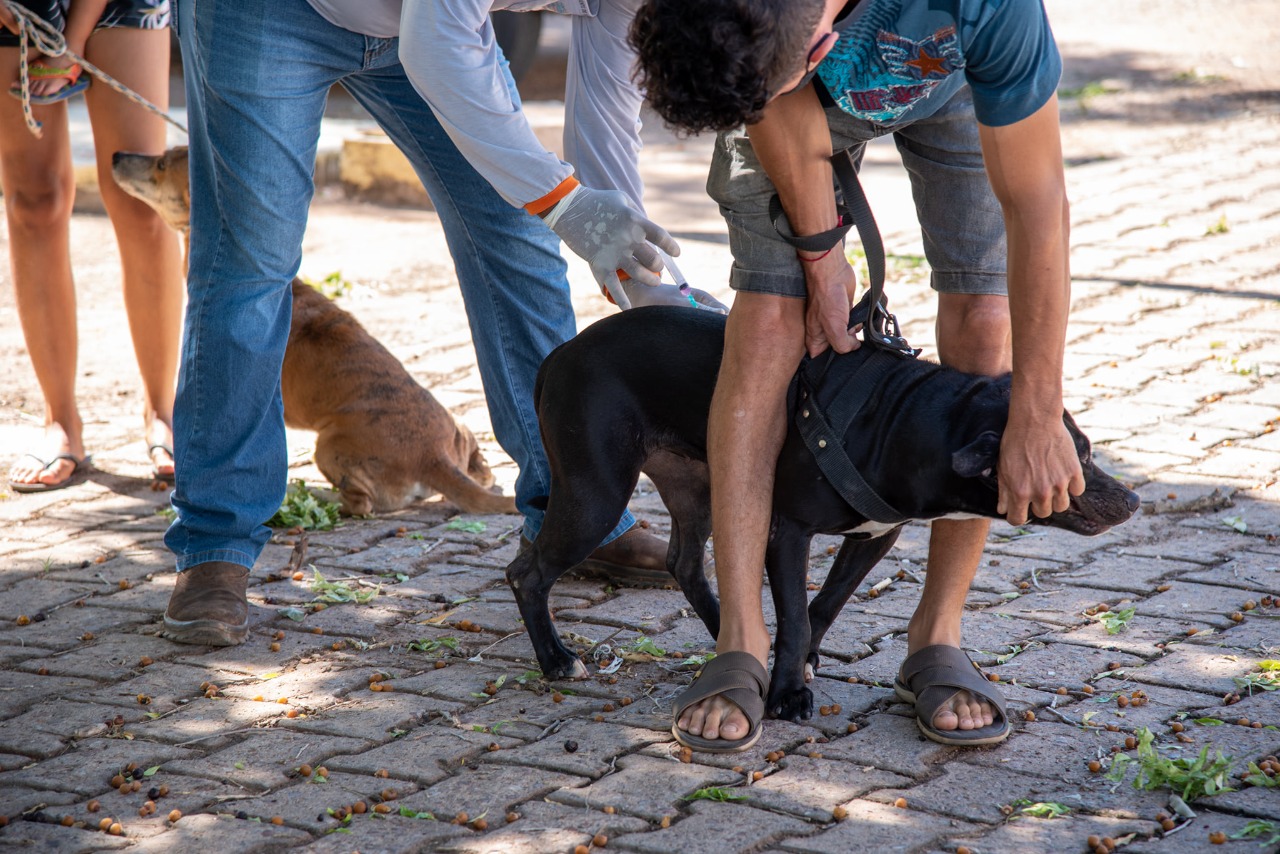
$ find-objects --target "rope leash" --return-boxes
[4,0,187,138]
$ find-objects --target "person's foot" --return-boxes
[145,415,175,481]
[163,561,250,646]
[8,422,85,489]
[26,54,79,99]
[522,525,693,587]
[905,621,997,732]
[675,637,769,745]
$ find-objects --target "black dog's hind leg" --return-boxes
[763,519,816,722]
[643,450,718,639]
[806,528,901,677]
[506,475,637,680]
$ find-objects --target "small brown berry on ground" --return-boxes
[472,818,487,831]
[660,816,671,828]
[1102,837,1116,851]
[987,672,999,682]
[1117,695,1129,708]
[138,657,153,667]
[271,816,284,825]
[1209,831,1226,844]
[1161,818,1176,831]
[832,806,848,821]
[298,764,312,777]
[454,812,468,825]
[1106,724,1120,732]
[752,771,763,781]
[1087,836,1101,849]
[87,800,100,813]
[15,616,30,626]
[1237,717,1251,727]
[285,709,299,718]
[352,802,366,814]
[274,630,286,640]
[158,784,170,797]
[168,809,182,823]
[375,769,389,778]
[1231,612,1244,622]
[574,846,590,854]
[957,848,972,854]
[1056,687,1068,695]
[380,789,398,801]
[552,692,564,703]
[110,775,125,788]
[292,571,304,581]
[593,833,608,847]
[846,723,858,733]
[506,811,519,823]
[1125,736,1137,750]
[99,817,113,831]
[130,781,141,793]
[1088,760,1102,773]
[1024,711,1036,722]
[487,742,500,752]
[315,766,328,778]
[894,797,907,809]
[1243,600,1257,611]
[593,714,605,723]
[373,803,390,814]
[831,704,841,714]
[109,822,123,835]
[60,815,74,827]
[620,697,632,706]
[602,703,615,713]
[1082,684,1095,694]
[603,805,616,815]
[1171,722,1184,732]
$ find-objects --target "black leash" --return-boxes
[770,148,920,523]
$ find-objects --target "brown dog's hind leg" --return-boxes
[424,461,517,515]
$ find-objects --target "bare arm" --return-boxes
[747,84,860,356]
[62,1,111,54]
[978,94,1085,524]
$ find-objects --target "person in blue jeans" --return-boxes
[162,0,723,645]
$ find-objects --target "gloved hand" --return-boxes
[609,277,729,314]
[543,184,678,303]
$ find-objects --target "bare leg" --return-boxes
[0,50,84,487]
[676,292,806,742]
[908,292,1011,731]
[83,27,182,476]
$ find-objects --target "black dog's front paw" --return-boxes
[766,683,813,722]
[540,655,590,681]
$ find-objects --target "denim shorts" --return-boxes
[0,0,169,47]
[706,85,1008,299]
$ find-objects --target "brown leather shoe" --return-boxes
[163,561,250,646]
[522,526,694,587]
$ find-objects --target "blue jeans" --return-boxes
[166,0,634,570]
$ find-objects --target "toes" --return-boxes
[932,704,959,732]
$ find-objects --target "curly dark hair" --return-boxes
[630,0,825,134]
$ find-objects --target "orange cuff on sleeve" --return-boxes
[524,175,580,216]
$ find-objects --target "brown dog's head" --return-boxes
[112,146,190,234]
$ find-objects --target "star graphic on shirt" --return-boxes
[905,47,948,78]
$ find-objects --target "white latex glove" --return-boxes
[544,184,678,304]
[613,277,728,313]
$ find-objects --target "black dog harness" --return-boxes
[770,149,921,524]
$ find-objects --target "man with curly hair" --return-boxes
[632,0,1084,750]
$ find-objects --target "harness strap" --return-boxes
[796,348,906,523]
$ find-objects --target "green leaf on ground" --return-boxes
[1230,819,1280,846]
[1088,606,1136,635]
[398,807,437,820]
[445,519,487,534]
[268,480,340,531]
[309,569,379,605]
[1013,799,1071,819]
[407,637,460,655]
[1105,726,1235,801]
[683,787,749,802]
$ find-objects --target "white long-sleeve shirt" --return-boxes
[305,0,646,211]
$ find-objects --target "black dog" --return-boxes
[506,304,1139,720]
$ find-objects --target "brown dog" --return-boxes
[112,146,515,517]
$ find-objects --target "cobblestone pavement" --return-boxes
[1,3,1279,852]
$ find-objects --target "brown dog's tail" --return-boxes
[428,462,518,516]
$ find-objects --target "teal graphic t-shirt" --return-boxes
[817,0,1061,128]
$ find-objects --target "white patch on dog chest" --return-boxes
[839,511,985,537]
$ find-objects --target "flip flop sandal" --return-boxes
[671,651,768,753]
[894,645,1011,746]
[8,453,93,494]
[149,443,176,483]
[8,59,90,105]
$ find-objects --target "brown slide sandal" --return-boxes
[894,644,1011,746]
[671,651,768,753]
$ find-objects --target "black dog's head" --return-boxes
[951,410,1139,535]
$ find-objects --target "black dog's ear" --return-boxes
[952,431,1001,478]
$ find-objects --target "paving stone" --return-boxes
[958,721,1117,784]
[1189,688,1278,728]
[395,762,587,822]
[968,553,1075,594]
[81,662,237,714]
[484,719,667,778]
[0,700,148,758]
[985,524,1129,564]
[992,644,1146,692]
[167,730,374,790]
[547,754,735,822]
[209,770,416,834]
[174,629,340,675]
[0,604,152,652]
[0,738,197,797]
[279,692,461,741]
[1047,614,1220,658]
[1055,677,1223,733]
[557,589,695,633]
[323,725,517,785]
[0,786,81,821]
[299,813,467,854]
[0,576,104,622]
[1124,810,1276,853]
[15,632,181,682]
[1204,784,1280,821]
[1138,579,1270,621]
[0,820,134,851]
[988,585,1133,627]
[639,717,839,771]
[127,812,311,852]
[784,712,954,779]
[970,813,1159,854]
[435,800,649,854]
[387,661,526,704]
[1126,645,1264,696]
[611,800,817,854]
[0,671,99,722]
[1122,529,1263,566]
[776,797,979,853]
[1181,550,1280,592]
[1044,553,1195,594]
[743,754,909,822]
[84,771,249,835]
[863,764,1054,824]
